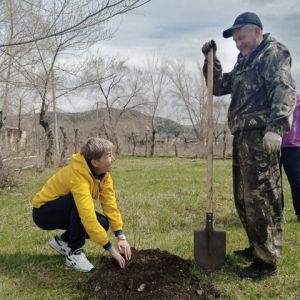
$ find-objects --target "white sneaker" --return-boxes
[66,248,95,272]
[49,235,70,257]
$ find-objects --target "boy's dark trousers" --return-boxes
[32,193,109,251]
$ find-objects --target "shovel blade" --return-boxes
[194,228,226,270]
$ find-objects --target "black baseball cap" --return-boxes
[223,12,263,38]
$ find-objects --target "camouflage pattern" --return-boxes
[233,130,282,263]
[203,33,296,136]
[202,33,296,263]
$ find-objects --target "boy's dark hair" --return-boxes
[80,138,114,160]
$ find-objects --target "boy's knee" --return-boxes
[102,219,109,231]
[99,216,109,231]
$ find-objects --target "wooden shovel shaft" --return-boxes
[207,49,214,213]
[193,52,226,270]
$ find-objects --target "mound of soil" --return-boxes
[79,248,222,299]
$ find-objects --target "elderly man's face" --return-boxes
[232,25,260,57]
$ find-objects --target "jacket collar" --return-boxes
[237,33,271,65]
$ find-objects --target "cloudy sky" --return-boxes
[60,0,300,112]
[98,0,300,77]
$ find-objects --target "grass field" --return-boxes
[0,156,299,299]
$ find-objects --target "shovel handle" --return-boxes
[206,49,214,213]
[206,212,213,255]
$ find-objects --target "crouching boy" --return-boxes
[32,138,131,272]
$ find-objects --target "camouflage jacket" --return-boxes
[203,34,296,135]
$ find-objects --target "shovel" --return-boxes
[194,48,226,270]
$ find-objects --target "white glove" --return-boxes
[263,131,282,152]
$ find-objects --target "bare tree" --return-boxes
[130,131,137,156]
[0,0,36,159]
[144,53,169,157]
[0,112,3,168]
[0,0,151,167]
[173,130,180,157]
[59,126,68,166]
[222,129,227,160]
[166,60,229,157]
[0,0,151,47]
[166,60,206,152]
[81,55,147,154]
[74,128,79,152]
[212,97,228,145]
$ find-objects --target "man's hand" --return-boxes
[263,131,282,152]
[202,40,217,59]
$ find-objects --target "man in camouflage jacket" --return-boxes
[202,12,296,278]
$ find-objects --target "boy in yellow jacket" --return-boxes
[32,138,131,272]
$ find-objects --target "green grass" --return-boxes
[0,156,299,299]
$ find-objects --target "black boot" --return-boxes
[238,259,277,278]
[233,245,254,258]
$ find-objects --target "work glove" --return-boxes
[201,40,217,59]
[263,131,282,152]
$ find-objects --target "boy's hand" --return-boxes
[109,247,126,268]
[117,239,132,261]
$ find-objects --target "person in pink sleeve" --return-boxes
[281,93,300,221]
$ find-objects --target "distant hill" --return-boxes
[5,107,192,138]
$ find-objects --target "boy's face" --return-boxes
[91,150,115,175]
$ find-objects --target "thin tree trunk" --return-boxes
[52,69,59,155]
[145,133,148,157]
[150,128,156,157]
[174,131,180,158]
[40,105,54,168]
[74,129,79,152]
[131,132,137,156]
[60,126,68,166]
[0,111,3,169]
[222,130,227,160]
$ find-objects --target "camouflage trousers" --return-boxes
[232,129,282,263]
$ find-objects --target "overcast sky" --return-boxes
[100,0,300,73]
[60,0,300,112]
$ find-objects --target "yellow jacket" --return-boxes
[32,152,123,247]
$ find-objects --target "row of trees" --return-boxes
[0,0,229,169]
[0,0,151,167]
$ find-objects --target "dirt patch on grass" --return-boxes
[79,248,223,299]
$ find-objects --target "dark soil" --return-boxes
[79,248,223,300]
